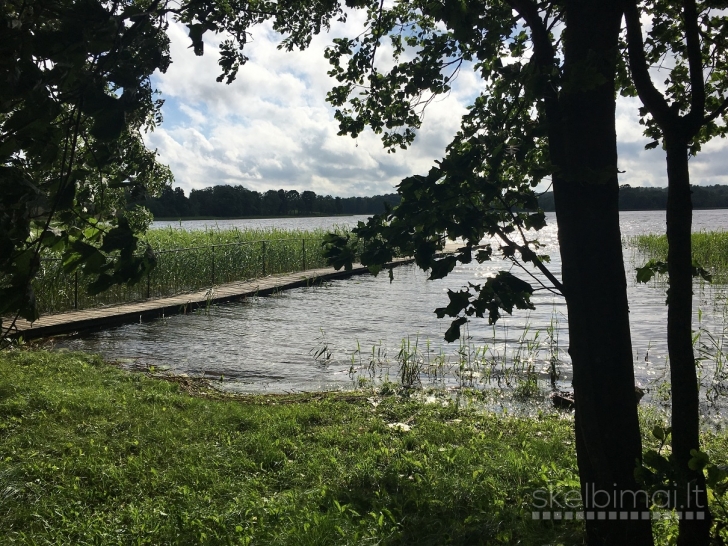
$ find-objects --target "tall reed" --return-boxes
[631,231,728,283]
[33,227,339,314]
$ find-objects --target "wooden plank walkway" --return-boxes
[10,256,425,340]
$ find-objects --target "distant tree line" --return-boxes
[147,183,728,219]
[538,184,728,211]
[145,185,402,218]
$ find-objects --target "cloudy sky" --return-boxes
[145,19,728,198]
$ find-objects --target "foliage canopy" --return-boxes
[1,0,175,329]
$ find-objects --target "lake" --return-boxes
[56,210,728,414]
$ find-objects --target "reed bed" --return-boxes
[343,318,565,401]
[631,231,728,283]
[33,227,337,314]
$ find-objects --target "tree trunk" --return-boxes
[548,1,653,543]
[665,133,711,545]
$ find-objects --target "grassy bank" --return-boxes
[34,227,338,315]
[0,349,585,545]
[2,351,727,544]
[631,231,728,282]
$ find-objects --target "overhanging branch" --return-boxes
[624,0,674,128]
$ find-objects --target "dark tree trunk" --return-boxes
[623,1,713,543]
[548,1,653,543]
[665,133,711,545]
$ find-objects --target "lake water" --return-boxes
[151,215,372,232]
[56,211,728,412]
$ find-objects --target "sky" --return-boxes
[145,19,728,198]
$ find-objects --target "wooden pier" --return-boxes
[9,257,420,340]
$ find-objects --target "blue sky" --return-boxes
[144,19,728,198]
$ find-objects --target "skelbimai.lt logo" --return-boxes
[530,483,706,521]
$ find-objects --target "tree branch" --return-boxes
[683,0,706,133]
[510,0,556,80]
[623,0,674,128]
[508,0,562,135]
[493,227,564,295]
[369,0,385,76]
[508,254,563,297]
[494,193,564,295]
[705,96,728,124]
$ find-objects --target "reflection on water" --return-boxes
[56,210,728,413]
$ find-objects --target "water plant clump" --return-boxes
[32,226,341,314]
[339,311,728,422]
[631,230,728,283]
[344,317,568,407]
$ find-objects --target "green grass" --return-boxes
[2,350,727,544]
[631,231,728,282]
[33,227,339,314]
[0,349,585,545]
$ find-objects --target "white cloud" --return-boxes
[144,20,728,198]
[616,96,728,188]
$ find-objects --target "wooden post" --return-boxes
[74,271,78,310]
[261,241,266,276]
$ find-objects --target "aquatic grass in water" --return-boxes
[346,317,568,403]
[343,309,728,418]
[32,227,340,314]
[631,231,728,412]
[631,230,728,283]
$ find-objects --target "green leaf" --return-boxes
[101,223,136,252]
[429,255,456,280]
[636,260,668,283]
[323,232,357,271]
[56,180,77,210]
[90,106,126,142]
[475,248,492,263]
[688,449,710,472]
[444,317,468,342]
[39,231,63,250]
[523,212,546,230]
[435,289,471,318]
[643,450,672,474]
[188,24,205,56]
[692,260,712,283]
[706,464,728,488]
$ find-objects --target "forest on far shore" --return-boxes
[145,186,401,218]
[538,184,728,211]
[145,184,728,219]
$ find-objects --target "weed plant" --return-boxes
[347,318,566,403]
[33,227,338,314]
